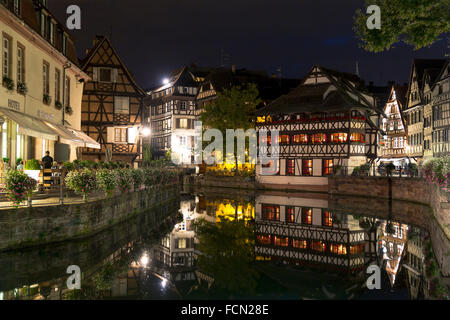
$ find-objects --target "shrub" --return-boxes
[24,159,41,170]
[63,161,74,171]
[143,168,154,188]
[2,76,14,91]
[130,168,144,190]
[360,163,371,176]
[16,158,22,165]
[351,166,360,176]
[96,169,118,197]
[386,163,395,176]
[65,169,97,199]
[423,156,449,191]
[117,169,134,193]
[3,170,37,207]
[406,163,418,177]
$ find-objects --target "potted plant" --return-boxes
[17,82,27,95]
[96,169,118,198]
[2,76,14,91]
[3,170,37,208]
[55,101,63,110]
[65,105,73,115]
[24,159,42,182]
[65,168,97,202]
[43,94,52,105]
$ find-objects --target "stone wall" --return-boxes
[0,185,180,252]
[190,175,256,190]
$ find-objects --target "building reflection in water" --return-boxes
[0,193,431,300]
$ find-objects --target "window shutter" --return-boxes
[175,240,179,249]
[176,118,180,129]
[92,67,98,81]
[112,68,118,83]
[106,127,114,143]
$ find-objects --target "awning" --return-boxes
[0,107,58,141]
[67,128,101,149]
[43,121,85,147]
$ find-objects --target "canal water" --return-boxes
[0,187,433,300]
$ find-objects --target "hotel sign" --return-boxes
[8,99,20,111]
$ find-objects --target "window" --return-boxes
[43,61,50,96]
[177,238,187,249]
[292,239,307,249]
[2,121,7,158]
[330,133,348,143]
[262,204,280,221]
[286,159,295,176]
[180,101,187,110]
[64,76,70,107]
[114,96,130,114]
[17,45,24,84]
[55,69,60,103]
[14,0,21,16]
[16,124,22,159]
[279,135,289,144]
[274,236,289,247]
[261,160,279,175]
[257,235,271,245]
[350,133,365,143]
[350,244,365,255]
[323,159,333,175]
[302,159,312,176]
[301,208,312,225]
[286,206,295,223]
[99,67,112,82]
[292,134,308,144]
[322,211,333,227]
[311,133,327,144]
[311,241,326,252]
[114,128,127,143]
[178,118,188,129]
[2,35,11,78]
[330,244,347,255]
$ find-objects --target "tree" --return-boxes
[142,144,152,168]
[193,218,259,295]
[354,0,450,52]
[200,83,261,171]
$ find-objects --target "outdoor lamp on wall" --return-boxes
[142,127,151,137]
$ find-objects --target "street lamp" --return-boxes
[142,127,151,137]
[163,78,169,85]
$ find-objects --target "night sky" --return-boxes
[48,0,448,90]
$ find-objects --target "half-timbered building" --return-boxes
[254,193,370,273]
[378,85,409,167]
[255,65,382,186]
[80,36,146,164]
[145,67,198,164]
[404,59,446,164]
[429,59,450,158]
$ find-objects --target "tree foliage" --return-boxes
[200,83,260,133]
[193,218,259,295]
[354,0,450,52]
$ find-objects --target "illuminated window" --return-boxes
[301,208,312,225]
[262,160,279,175]
[279,135,290,144]
[350,244,365,255]
[292,239,307,249]
[311,241,326,252]
[286,159,295,176]
[292,134,308,144]
[330,244,347,255]
[330,133,348,143]
[259,134,271,145]
[114,128,127,143]
[274,236,289,247]
[286,206,295,223]
[177,239,187,249]
[323,159,333,175]
[257,235,272,245]
[262,204,280,221]
[350,133,365,143]
[322,211,333,227]
[311,133,327,144]
[302,159,312,176]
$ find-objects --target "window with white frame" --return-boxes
[43,62,50,95]
[2,35,11,78]
[64,76,70,107]
[55,69,61,103]
[114,128,127,143]
[114,96,130,114]
[99,67,112,82]
[17,45,24,83]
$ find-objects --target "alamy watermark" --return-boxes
[66,5,81,30]
[366,5,381,30]
[66,265,81,290]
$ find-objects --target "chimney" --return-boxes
[231,65,236,74]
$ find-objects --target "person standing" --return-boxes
[42,151,54,169]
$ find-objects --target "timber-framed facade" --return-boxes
[80,36,146,164]
[255,65,382,186]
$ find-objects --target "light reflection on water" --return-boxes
[0,190,432,300]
